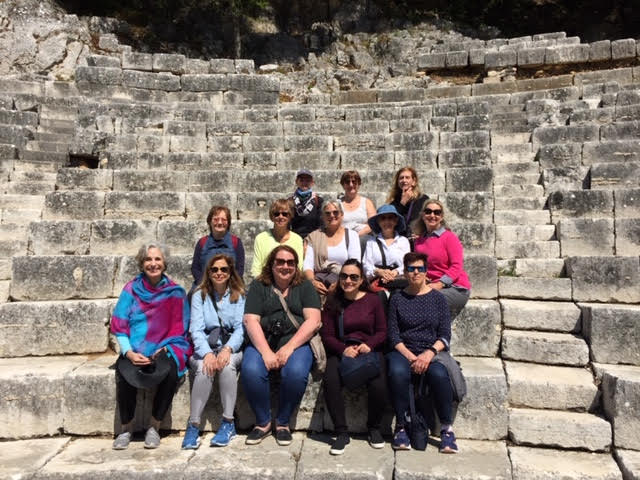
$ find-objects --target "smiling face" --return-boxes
[208,258,231,289]
[322,204,343,228]
[210,210,229,239]
[341,176,360,197]
[272,249,297,286]
[271,208,291,229]
[397,169,416,192]
[338,264,363,297]
[422,202,443,232]
[377,213,398,236]
[142,247,165,286]
[406,259,427,289]
[296,174,314,192]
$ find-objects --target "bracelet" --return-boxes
[427,346,438,356]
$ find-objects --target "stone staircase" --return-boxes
[0,30,639,479]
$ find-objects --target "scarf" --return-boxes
[293,188,316,216]
[111,273,192,377]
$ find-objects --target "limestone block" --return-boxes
[537,143,581,168]
[164,120,205,137]
[441,131,490,150]
[557,218,614,256]
[456,114,490,132]
[601,120,640,141]
[340,151,394,170]
[495,225,555,243]
[235,59,255,74]
[441,192,493,222]
[230,74,279,92]
[86,55,120,68]
[242,135,283,152]
[532,124,599,145]
[394,150,439,170]
[446,50,468,68]
[417,52,446,69]
[616,104,640,122]
[616,449,640,480]
[439,148,491,168]
[581,303,640,365]
[209,58,235,73]
[451,300,500,357]
[181,74,229,91]
[616,218,640,255]
[545,44,589,64]
[0,356,87,438]
[548,190,613,220]
[469,48,486,66]
[517,47,546,66]
[575,68,634,88]
[213,121,282,136]
[506,362,598,410]
[567,256,640,303]
[502,330,589,366]
[112,170,188,192]
[542,166,589,191]
[0,437,70,479]
[208,134,242,152]
[284,135,332,152]
[433,103,457,116]
[151,53,186,74]
[591,162,640,189]
[75,66,122,85]
[499,277,572,301]
[612,39,637,60]
[446,167,492,192]
[425,85,472,100]
[589,40,612,61]
[169,135,206,152]
[456,357,508,440]
[385,132,437,151]
[186,193,235,221]
[29,220,90,255]
[234,220,271,256]
[465,254,497,299]
[501,299,580,332]
[430,116,455,132]
[0,300,112,357]
[105,192,185,219]
[448,221,495,255]
[90,220,157,255]
[334,134,386,151]
[43,191,105,220]
[485,50,517,68]
[615,188,640,218]
[56,169,113,191]
[122,52,152,71]
[277,107,314,122]
[0,125,34,148]
[510,445,622,480]
[186,170,233,192]
[598,364,640,450]
[278,152,339,171]
[122,70,180,91]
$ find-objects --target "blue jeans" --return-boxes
[241,344,313,426]
[386,350,453,429]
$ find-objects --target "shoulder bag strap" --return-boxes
[272,287,301,330]
[338,309,344,341]
[375,238,387,267]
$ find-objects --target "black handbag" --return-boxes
[337,310,381,390]
[407,378,429,450]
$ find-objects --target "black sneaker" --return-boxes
[368,429,385,449]
[330,433,350,455]
[245,426,271,445]
[275,427,293,446]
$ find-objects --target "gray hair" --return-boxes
[135,242,170,272]
[322,199,343,215]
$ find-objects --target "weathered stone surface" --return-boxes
[502,330,589,366]
[385,132,437,151]
[545,44,589,64]
[44,191,105,220]
[601,120,640,141]
[439,148,491,168]
[186,193,234,220]
[615,188,640,219]
[501,299,580,332]
[557,218,614,256]
[499,277,572,301]
[581,303,640,365]
[537,143,581,168]
[596,364,640,450]
[0,437,70,478]
[451,300,501,357]
[104,192,186,219]
[591,162,640,189]
[395,440,511,480]
[122,52,153,71]
[122,70,180,91]
[542,166,589,191]
[485,50,517,68]
[440,131,490,150]
[152,53,186,74]
[446,167,492,192]
[509,408,611,451]
[448,222,495,255]
[567,256,640,303]
[417,52,446,69]
[589,40,612,61]
[612,39,637,60]
[616,449,640,480]
[181,74,229,91]
[510,446,622,480]
[90,220,158,255]
[0,356,87,438]
[75,66,122,85]
[465,254,497,299]
[18,256,112,302]
[616,218,640,256]
[532,124,599,145]
[455,357,508,440]
[506,362,598,410]
[548,190,614,220]
[29,220,90,255]
[441,192,493,222]
[513,258,565,278]
[56,169,113,191]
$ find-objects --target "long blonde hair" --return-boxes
[386,166,422,204]
[410,199,448,237]
[198,254,245,303]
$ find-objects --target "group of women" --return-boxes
[110,166,471,455]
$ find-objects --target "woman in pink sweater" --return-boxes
[411,200,471,321]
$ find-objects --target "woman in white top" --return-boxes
[338,170,376,238]
[363,204,411,291]
[304,200,361,299]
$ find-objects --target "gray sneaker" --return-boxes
[112,432,131,450]
[144,427,160,449]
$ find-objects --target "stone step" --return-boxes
[40,104,79,121]
[22,150,69,163]
[508,408,611,452]
[509,446,622,479]
[0,109,38,127]
[494,196,546,210]
[499,276,572,301]
[489,104,526,114]
[491,132,532,145]
[25,141,70,153]
[0,354,506,439]
[11,159,61,173]
[502,330,589,366]
[501,299,580,332]
[495,240,560,259]
[510,258,565,278]
[9,171,57,183]
[494,184,545,197]
[493,172,541,185]
[0,238,27,256]
[37,118,75,134]
[494,209,551,225]
[0,208,42,224]
[492,161,540,176]
[495,225,556,242]
[34,131,73,143]
[5,181,56,195]
[490,143,536,163]
[0,194,45,210]
[505,361,598,410]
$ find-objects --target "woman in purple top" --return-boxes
[321,259,388,455]
[411,199,471,321]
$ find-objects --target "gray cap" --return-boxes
[296,169,313,178]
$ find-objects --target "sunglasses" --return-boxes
[209,266,229,274]
[406,265,426,273]
[338,273,361,282]
[423,208,442,216]
[273,211,290,218]
[274,258,296,267]
[324,210,340,217]
[378,214,397,221]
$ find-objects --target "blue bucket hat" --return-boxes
[368,204,406,235]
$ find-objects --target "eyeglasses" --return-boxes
[338,273,361,282]
[273,211,290,218]
[324,210,340,218]
[406,265,426,273]
[274,258,296,267]
[423,208,442,216]
[209,266,229,274]
[212,216,228,223]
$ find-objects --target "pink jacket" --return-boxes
[413,227,471,290]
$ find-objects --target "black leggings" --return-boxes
[116,361,179,425]
[323,352,389,433]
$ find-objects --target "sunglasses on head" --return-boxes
[338,273,361,282]
[423,208,442,216]
[273,211,290,218]
[324,210,340,217]
[209,266,229,274]
[406,265,426,273]
[274,258,296,267]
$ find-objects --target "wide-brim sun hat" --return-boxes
[368,204,406,234]
[116,350,173,389]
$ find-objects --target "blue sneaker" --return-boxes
[439,430,458,453]
[181,423,201,450]
[211,420,236,447]
[392,428,411,450]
